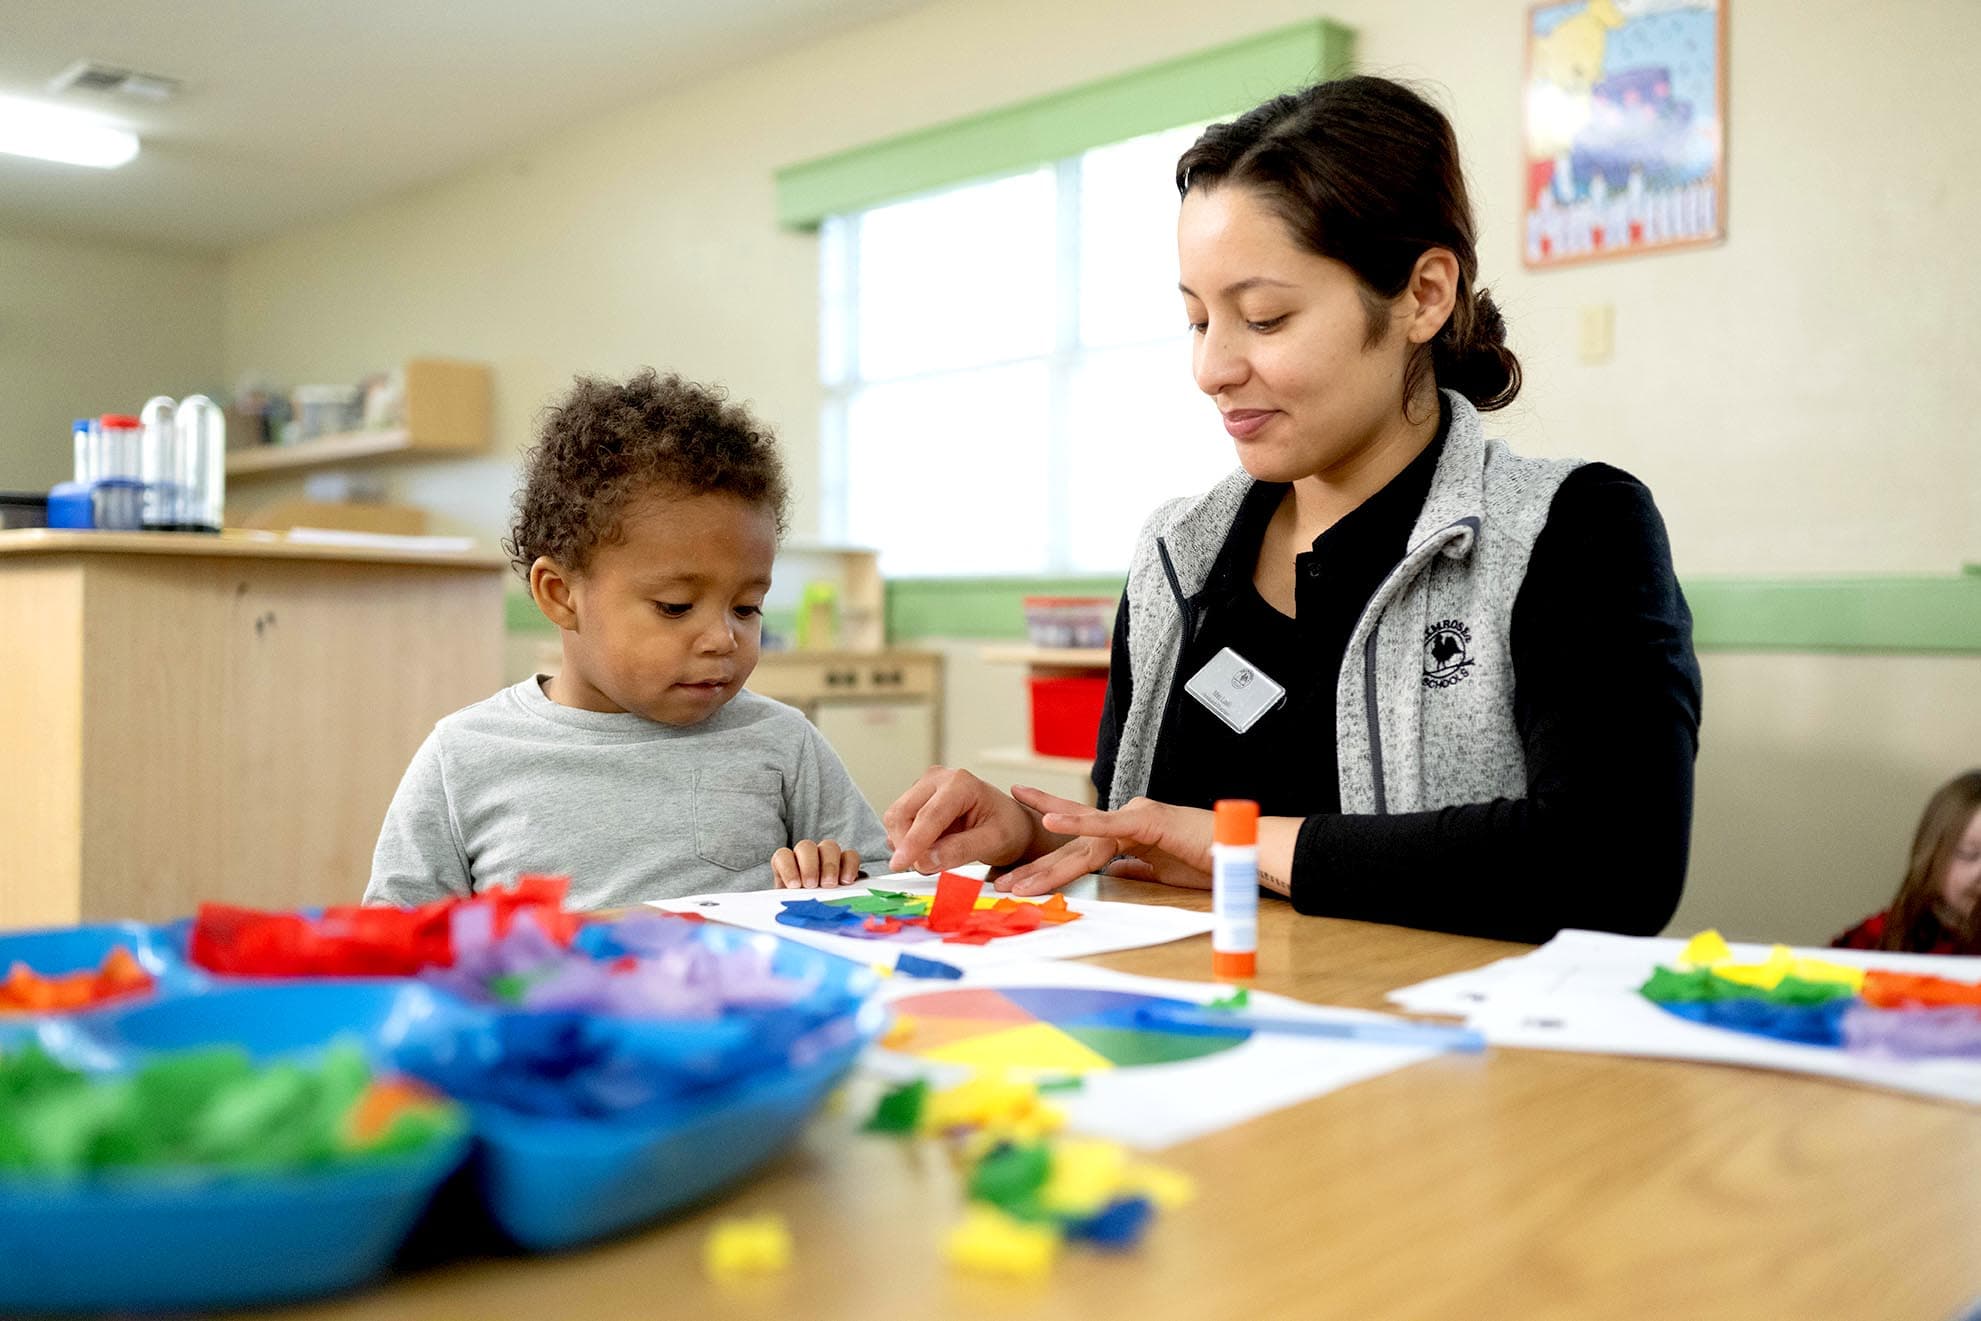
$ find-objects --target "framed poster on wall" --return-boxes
[1522,0,1727,267]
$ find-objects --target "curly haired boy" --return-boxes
[366,370,885,907]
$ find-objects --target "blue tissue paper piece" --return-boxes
[1066,1196,1154,1250]
[893,953,964,980]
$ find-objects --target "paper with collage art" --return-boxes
[650,868,1213,972]
[851,960,1450,1149]
[1389,928,1981,1106]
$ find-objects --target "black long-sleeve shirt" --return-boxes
[1091,428,1702,945]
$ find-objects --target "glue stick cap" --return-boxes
[1213,799,1258,845]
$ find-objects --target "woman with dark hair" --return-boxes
[884,77,1702,943]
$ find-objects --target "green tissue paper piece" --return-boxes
[1205,987,1250,1011]
[864,1079,928,1133]
[1036,1076,1085,1093]
[829,891,929,917]
[487,973,533,1003]
[1640,966,1750,1004]
[969,1141,1052,1213]
[0,1042,453,1178]
[1642,966,1861,1008]
[1766,976,1859,1007]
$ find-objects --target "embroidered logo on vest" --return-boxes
[1423,620,1475,689]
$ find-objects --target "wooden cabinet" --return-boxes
[0,530,506,929]
[747,650,943,811]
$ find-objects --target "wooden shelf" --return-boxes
[979,746,1095,776]
[227,358,491,482]
[227,427,416,475]
[980,645,1110,668]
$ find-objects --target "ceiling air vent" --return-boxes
[48,60,182,102]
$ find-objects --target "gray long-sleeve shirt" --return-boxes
[364,678,888,909]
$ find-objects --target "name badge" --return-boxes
[1183,646,1287,734]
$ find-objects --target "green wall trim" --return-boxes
[513,573,1981,654]
[879,573,1981,654]
[774,20,1355,229]
[1683,575,1981,654]
[507,592,553,633]
[885,576,1125,641]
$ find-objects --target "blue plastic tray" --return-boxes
[0,1133,470,1313]
[0,922,207,1050]
[469,999,883,1249]
[85,977,462,1064]
[1,915,885,1284]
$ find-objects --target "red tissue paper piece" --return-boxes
[189,874,582,977]
[925,871,985,933]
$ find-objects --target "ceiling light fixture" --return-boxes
[0,95,139,169]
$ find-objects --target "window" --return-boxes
[818,123,1230,577]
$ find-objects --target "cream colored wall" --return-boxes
[1681,653,1981,946]
[0,228,224,492]
[220,0,1981,938]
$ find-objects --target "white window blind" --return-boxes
[819,123,1229,576]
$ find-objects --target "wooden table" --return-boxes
[0,530,505,927]
[265,882,1981,1321]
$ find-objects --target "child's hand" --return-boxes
[772,840,862,889]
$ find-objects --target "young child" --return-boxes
[1833,770,1981,954]
[365,369,887,908]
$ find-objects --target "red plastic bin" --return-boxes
[1028,675,1109,759]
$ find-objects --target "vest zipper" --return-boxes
[1151,537,1198,794]
[1355,515,1480,816]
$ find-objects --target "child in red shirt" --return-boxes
[1833,770,1981,954]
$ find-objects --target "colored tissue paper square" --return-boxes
[0,947,154,1013]
[189,875,580,978]
[925,872,985,934]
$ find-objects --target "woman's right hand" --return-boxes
[883,766,1040,874]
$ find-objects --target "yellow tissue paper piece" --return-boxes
[1123,1161,1197,1211]
[921,1074,1064,1135]
[881,1014,918,1048]
[1714,945,1796,990]
[1678,931,1865,991]
[873,962,896,979]
[1677,930,1733,968]
[1787,956,1865,990]
[703,1214,792,1279]
[944,1205,1059,1279]
[1038,1137,1130,1217]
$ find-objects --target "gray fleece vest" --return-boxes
[1111,390,1582,816]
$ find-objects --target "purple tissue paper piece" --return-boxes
[1842,1003,1981,1058]
[419,905,815,1019]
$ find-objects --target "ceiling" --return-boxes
[0,0,932,252]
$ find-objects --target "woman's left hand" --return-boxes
[996,787,1215,896]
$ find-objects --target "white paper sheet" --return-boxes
[856,960,1454,1148]
[1388,928,1981,1105]
[651,868,1214,971]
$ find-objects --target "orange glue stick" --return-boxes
[1212,799,1258,981]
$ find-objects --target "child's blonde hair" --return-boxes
[1874,769,1981,952]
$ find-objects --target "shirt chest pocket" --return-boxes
[693,769,789,872]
